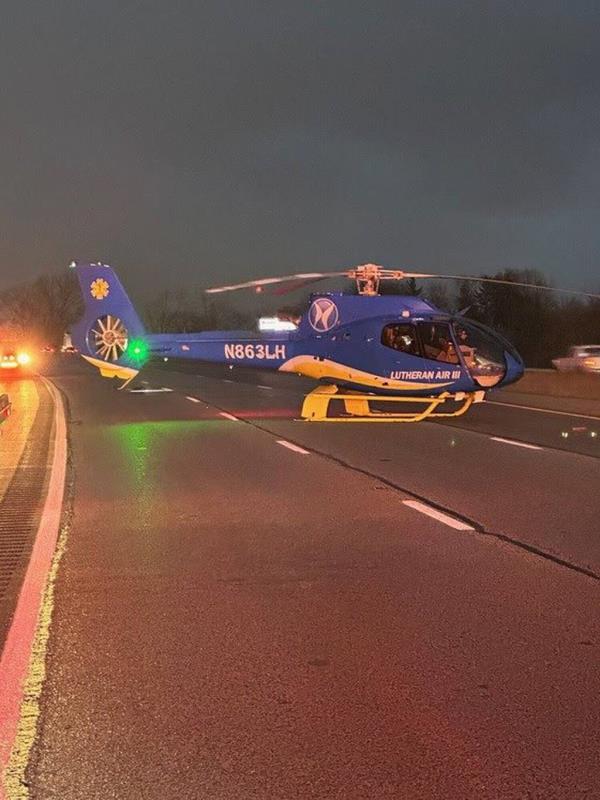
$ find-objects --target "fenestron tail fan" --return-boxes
[70,262,148,383]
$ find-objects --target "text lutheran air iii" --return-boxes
[70,261,591,422]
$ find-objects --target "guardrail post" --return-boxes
[0,394,11,430]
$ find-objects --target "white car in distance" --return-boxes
[552,345,600,373]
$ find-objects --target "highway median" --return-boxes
[498,369,600,417]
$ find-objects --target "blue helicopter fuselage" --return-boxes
[143,294,524,395]
[71,264,524,396]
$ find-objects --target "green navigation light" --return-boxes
[127,338,150,365]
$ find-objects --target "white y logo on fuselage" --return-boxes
[308,298,339,332]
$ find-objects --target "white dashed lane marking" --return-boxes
[128,387,174,394]
[402,500,474,531]
[219,412,239,421]
[490,436,542,451]
[276,440,310,455]
[185,396,201,403]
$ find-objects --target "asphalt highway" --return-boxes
[147,359,600,575]
[13,359,600,798]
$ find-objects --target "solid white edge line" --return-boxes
[486,399,600,421]
[185,396,201,403]
[219,412,239,421]
[402,500,474,531]
[0,378,67,796]
[490,436,542,451]
[276,440,310,455]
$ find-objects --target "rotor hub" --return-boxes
[348,264,405,295]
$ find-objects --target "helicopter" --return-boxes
[69,261,593,422]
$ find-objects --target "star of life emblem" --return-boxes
[90,278,110,300]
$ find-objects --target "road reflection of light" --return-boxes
[111,424,156,532]
[110,420,226,531]
[0,379,40,490]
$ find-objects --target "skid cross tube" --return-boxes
[300,385,484,422]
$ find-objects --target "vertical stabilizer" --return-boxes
[70,262,146,379]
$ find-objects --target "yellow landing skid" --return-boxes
[300,385,485,422]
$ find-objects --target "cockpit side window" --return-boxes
[381,324,420,356]
[417,322,459,364]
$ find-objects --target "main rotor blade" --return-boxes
[205,265,600,300]
[205,271,347,294]
[401,272,600,300]
[268,276,332,296]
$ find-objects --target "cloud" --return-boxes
[1,1,599,291]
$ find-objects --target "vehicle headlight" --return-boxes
[17,352,31,365]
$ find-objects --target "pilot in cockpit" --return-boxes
[455,327,476,367]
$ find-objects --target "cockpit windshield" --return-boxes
[452,319,507,387]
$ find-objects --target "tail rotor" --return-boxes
[90,314,129,362]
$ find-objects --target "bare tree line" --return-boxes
[142,288,254,334]
[358,269,599,366]
[0,271,83,345]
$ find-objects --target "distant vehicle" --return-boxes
[61,332,78,354]
[552,345,600,374]
[0,343,32,375]
[41,344,55,353]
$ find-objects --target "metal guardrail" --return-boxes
[0,394,11,423]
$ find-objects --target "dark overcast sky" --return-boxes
[1,0,599,294]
